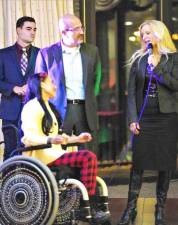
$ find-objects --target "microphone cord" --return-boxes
[107,63,155,186]
[130,64,154,144]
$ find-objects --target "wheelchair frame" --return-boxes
[0,125,110,225]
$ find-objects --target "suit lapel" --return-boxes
[10,45,38,77]
[10,45,22,75]
[25,46,37,75]
[139,54,148,77]
[80,44,88,86]
[52,42,65,85]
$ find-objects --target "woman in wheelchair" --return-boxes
[20,72,110,224]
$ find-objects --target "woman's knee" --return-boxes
[85,150,97,161]
[80,150,97,167]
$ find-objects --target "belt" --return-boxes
[67,99,85,104]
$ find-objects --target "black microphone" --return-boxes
[147,42,153,56]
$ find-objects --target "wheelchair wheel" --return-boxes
[54,185,81,224]
[0,156,59,225]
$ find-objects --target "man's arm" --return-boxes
[0,50,15,96]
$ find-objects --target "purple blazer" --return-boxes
[35,41,101,131]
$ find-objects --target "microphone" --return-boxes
[146,42,154,72]
[147,42,153,56]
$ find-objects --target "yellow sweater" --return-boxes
[21,98,73,165]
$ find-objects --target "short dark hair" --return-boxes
[16,16,36,28]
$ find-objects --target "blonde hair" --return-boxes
[128,20,177,66]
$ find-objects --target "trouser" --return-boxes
[48,150,97,196]
[2,119,20,161]
[62,104,98,153]
[62,104,90,135]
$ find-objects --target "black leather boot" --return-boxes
[155,171,172,225]
[117,169,143,225]
[89,195,111,224]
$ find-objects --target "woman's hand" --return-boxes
[49,135,69,144]
[78,132,92,143]
[50,132,92,145]
[129,122,140,135]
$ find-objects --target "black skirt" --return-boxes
[132,112,178,170]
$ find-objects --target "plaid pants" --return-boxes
[48,150,97,196]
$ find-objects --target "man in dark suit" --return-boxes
[0,16,39,161]
[35,14,102,152]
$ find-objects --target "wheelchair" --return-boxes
[0,125,111,225]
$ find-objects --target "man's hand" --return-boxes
[13,85,27,96]
[22,84,27,93]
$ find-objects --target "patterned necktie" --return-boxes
[21,48,28,75]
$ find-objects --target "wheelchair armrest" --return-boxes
[17,143,52,152]
[10,143,52,157]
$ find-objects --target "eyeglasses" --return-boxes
[65,26,85,32]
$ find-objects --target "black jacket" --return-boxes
[128,52,178,124]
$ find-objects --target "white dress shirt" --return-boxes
[61,42,85,100]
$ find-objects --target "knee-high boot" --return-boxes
[117,169,143,225]
[155,171,172,225]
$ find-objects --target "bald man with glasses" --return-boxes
[35,14,102,152]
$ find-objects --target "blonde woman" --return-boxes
[117,20,178,225]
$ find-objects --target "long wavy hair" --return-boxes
[128,20,177,66]
[25,73,61,135]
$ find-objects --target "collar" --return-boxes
[16,42,31,52]
[61,41,80,54]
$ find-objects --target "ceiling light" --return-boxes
[129,36,136,42]
[125,21,133,26]
[172,17,178,21]
[172,33,178,40]
[133,31,140,37]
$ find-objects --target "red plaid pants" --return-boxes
[48,150,97,196]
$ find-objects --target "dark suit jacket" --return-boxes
[128,52,178,124]
[35,42,101,131]
[0,44,39,121]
